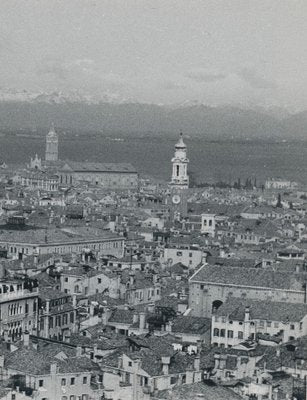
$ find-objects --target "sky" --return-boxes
[0,0,307,110]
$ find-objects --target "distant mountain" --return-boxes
[0,91,304,139]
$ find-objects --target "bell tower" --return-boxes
[170,132,189,189]
[168,133,189,220]
[45,124,59,162]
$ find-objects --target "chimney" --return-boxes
[129,271,135,286]
[133,312,139,324]
[139,312,146,330]
[194,356,200,371]
[219,355,227,369]
[3,330,9,342]
[64,331,71,343]
[34,254,38,265]
[161,356,170,375]
[165,321,173,333]
[89,303,95,316]
[76,346,82,357]
[214,354,220,370]
[244,306,250,322]
[50,363,57,375]
[23,331,30,347]
[102,309,110,325]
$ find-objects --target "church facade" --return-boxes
[27,126,139,190]
[59,161,138,189]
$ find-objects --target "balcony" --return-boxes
[0,287,38,303]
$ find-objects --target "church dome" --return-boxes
[175,133,186,149]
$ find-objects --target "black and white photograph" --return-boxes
[0,0,306,399]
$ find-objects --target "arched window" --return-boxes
[213,328,220,337]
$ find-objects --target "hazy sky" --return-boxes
[0,0,307,110]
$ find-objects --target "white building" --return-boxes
[201,213,216,236]
[162,245,204,269]
[211,297,307,348]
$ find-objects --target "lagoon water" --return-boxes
[0,134,306,185]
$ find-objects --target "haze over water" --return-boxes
[0,135,306,185]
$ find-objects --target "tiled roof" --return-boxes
[63,162,137,174]
[216,297,307,322]
[108,309,134,325]
[0,225,121,245]
[154,381,242,400]
[171,316,211,334]
[190,264,305,290]
[4,346,99,375]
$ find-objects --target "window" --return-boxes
[259,320,265,327]
[12,395,16,400]
[267,321,272,327]
[83,376,87,384]
[176,251,182,256]
[70,377,75,385]
[189,252,193,257]
[213,328,219,337]
[128,361,132,367]
[98,278,102,284]
[182,374,186,384]
[227,330,233,338]
[238,331,243,339]
[39,380,44,387]
[290,324,295,330]
[65,278,68,282]
[61,378,66,386]
[300,322,303,330]
[220,329,225,338]
[70,396,75,400]
[274,322,279,328]
[170,376,178,385]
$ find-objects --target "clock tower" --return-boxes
[168,133,189,220]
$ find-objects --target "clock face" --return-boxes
[172,194,181,204]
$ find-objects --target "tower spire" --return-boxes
[170,132,189,189]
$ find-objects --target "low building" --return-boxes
[211,298,307,348]
[189,264,307,317]
[0,335,103,400]
[0,225,125,259]
[162,245,203,270]
[20,171,59,192]
[59,162,138,189]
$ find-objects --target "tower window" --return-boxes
[176,165,179,176]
